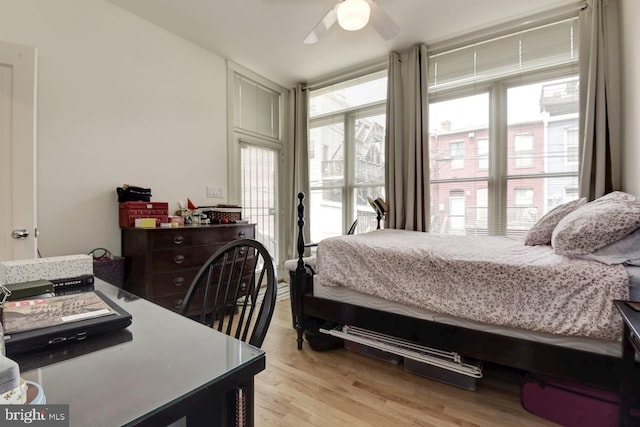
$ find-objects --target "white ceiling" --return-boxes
[106,0,580,88]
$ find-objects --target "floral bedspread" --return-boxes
[316,229,629,341]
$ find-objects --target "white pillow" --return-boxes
[552,191,640,256]
[524,198,586,246]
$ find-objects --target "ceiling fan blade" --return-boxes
[366,0,399,41]
[304,5,338,44]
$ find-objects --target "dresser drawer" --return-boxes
[154,282,249,316]
[121,223,256,317]
[151,226,254,249]
[151,245,223,271]
[151,268,201,298]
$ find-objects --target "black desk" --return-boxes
[615,300,640,427]
[12,280,265,426]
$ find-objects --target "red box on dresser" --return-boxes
[119,202,169,227]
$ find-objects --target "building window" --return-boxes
[476,188,488,225]
[448,190,466,234]
[513,134,534,168]
[477,138,489,170]
[308,69,387,241]
[428,16,580,237]
[450,141,465,169]
[565,127,578,164]
[513,188,536,228]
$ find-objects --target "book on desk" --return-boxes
[2,290,132,356]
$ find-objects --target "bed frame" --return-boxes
[292,192,638,390]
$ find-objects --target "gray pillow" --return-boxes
[552,191,640,256]
[573,227,640,265]
[524,198,586,246]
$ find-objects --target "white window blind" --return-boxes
[428,18,578,91]
[234,74,281,139]
[428,15,579,237]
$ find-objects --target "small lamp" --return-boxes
[368,197,387,229]
[337,0,371,32]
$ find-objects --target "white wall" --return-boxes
[0,0,228,257]
[619,0,640,196]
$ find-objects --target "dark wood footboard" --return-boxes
[292,192,636,390]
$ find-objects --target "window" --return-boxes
[229,63,286,266]
[308,69,387,241]
[241,144,278,260]
[477,138,489,170]
[513,134,534,168]
[448,190,466,234]
[513,188,536,227]
[476,187,488,225]
[450,141,465,169]
[428,16,580,236]
[565,127,578,164]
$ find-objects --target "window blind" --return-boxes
[428,18,578,91]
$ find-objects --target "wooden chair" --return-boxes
[179,238,277,348]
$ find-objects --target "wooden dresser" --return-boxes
[121,224,255,313]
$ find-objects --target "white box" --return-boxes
[0,255,93,285]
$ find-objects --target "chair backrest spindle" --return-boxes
[179,239,277,348]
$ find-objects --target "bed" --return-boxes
[291,191,640,390]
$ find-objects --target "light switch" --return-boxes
[206,185,224,199]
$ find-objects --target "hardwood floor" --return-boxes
[255,300,558,426]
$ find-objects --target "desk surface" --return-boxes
[13,280,265,426]
[617,300,640,337]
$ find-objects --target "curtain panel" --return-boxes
[385,43,430,231]
[286,83,310,258]
[578,0,621,200]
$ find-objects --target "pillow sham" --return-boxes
[573,226,640,265]
[552,191,640,256]
[524,197,586,246]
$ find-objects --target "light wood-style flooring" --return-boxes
[255,299,558,427]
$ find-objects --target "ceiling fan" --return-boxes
[304,0,400,44]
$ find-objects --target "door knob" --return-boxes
[11,229,29,239]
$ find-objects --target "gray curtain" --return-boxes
[385,43,430,231]
[285,83,310,258]
[578,0,621,200]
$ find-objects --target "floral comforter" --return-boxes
[316,229,629,341]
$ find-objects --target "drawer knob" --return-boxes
[173,276,185,287]
[173,235,185,245]
[239,231,246,238]
[239,248,246,255]
[175,299,183,310]
[174,254,185,264]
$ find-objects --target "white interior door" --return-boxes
[0,40,37,261]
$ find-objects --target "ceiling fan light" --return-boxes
[337,0,371,32]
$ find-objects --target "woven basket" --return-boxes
[89,248,125,287]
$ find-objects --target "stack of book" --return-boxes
[4,274,94,301]
[0,255,95,301]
